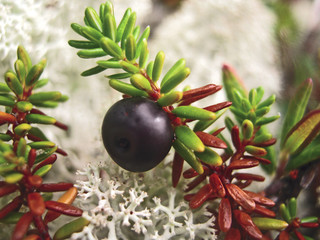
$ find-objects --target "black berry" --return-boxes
[101,97,174,172]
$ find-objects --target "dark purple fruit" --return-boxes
[101,97,174,172]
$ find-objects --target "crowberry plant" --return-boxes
[68,1,320,239]
[1,1,319,239]
[69,1,230,177]
[0,46,85,239]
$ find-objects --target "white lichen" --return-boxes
[72,161,216,240]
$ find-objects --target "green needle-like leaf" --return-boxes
[283,109,320,155]
[81,66,106,77]
[255,107,270,117]
[16,138,26,157]
[0,212,23,224]
[120,61,139,74]
[279,203,291,223]
[85,7,103,32]
[195,147,222,166]
[139,39,149,69]
[5,172,24,184]
[252,217,288,231]
[68,40,100,49]
[157,91,182,107]
[160,67,190,94]
[24,145,32,161]
[193,120,215,133]
[0,83,11,93]
[109,79,148,97]
[33,78,49,89]
[57,95,69,102]
[25,62,45,87]
[102,1,113,15]
[100,37,123,59]
[14,123,32,136]
[193,109,227,132]
[4,72,23,97]
[0,133,12,141]
[152,51,165,82]
[81,26,104,43]
[172,106,216,121]
[35,147,57,163]
[53,217,90,240]
[160,58,186,88]
[29,127,49,141]
[116,8,132,42]
[77,48,107,58]
[255,86,264,104]
[0,95,15,107]
[135,26,150,58]
[245,145,267,157]
[29,92,62,103]
[26,114,56,125]
[28,141,55,149]
[175,125,205,152]
[97,60,121,69]
[0,163,17,175]
[242,119,254,140]
[0,142,13,152]
[107,72,132,79]
[257,94,276,109]
[255,114,280,126]
[33,101,58,108]
[241,98,252,113]
[288,198,297,219]
[17,45,32,72]
[130,73,152,91]
[71,23,88,39]
[224,117,236,132]
[125,34,136,61]
[253,132,273,144]
[172,139,204,174]
[300,216,319,223]
[14,59,26,84]
[132,26,140,40]
[121,12,137,47]
[34,165,52,177]
[230,90,244,109]
[248,88,257,106]
[146,61,154,77]
[103,13,117,41]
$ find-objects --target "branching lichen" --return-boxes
[73,161,216,240]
